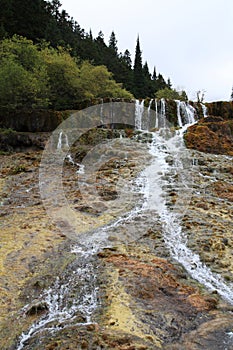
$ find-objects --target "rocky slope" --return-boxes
[1,120,233,350]
[185,116,233,156]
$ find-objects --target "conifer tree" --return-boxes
[152,67,157,80]
[108,31,118,54]
[167,78,172,89]
[142,61,153,97]
[133,36,145,98]
[122,50,132,67]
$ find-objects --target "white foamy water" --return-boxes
[140,118,233,305]
[16,99,233,348]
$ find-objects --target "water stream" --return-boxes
[16,99,233,348]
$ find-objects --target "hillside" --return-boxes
[0,0,174,102]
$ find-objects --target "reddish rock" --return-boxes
[185,117,233,155]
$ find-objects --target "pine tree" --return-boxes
[89,29,93,41]
[157,73,167,90]
[3,0,50,41]
[133,36,145,98]
[96,31,105,45]
[142,61,153,97]
[108,31,118,54]
[152,67,157,80]
[167,78,172,89]
[122,50,132,67]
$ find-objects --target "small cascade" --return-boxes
[155,99,159,129]
[100,98,104,124]
[135,99,144,130]
[16,248,99,350]
[175,100,183,127]
[184,103,196,124]
[57,131,69,150]
[57,130,85,174]
[175,101,197,127]
[147,99,153,119]
[201,103,208,117]
[160,98,166,128]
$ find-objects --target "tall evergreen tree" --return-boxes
[122,49,132,67]
[152,66,157,80]
[133,36,145,98]
[2,0,50,41]
[142,61,153,97]
[167,78,172,89]
[96,31,105,45]
[108,31,118,55]
[157,73,167,90]
[0,0,180,100]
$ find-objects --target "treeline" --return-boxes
[0,0,186,110]
[0,36,133,111]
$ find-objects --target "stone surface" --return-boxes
[185,116,233,155]
[1,128,233,349]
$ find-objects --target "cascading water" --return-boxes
[175,100,183,127]
[57,130,69,150]
[16,246,99,350]
[147,98,153,119]
[16,99,233,348]
[160,98,166,128]
[146,128,233,304]
[155,99,159,129]
[57,130,85,174]
[138,99,233,305]
[201,103,208,117]
[135,99,144,130]
[17,246,98,350]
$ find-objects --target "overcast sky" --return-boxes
[61,0,233,102]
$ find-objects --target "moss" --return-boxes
[185,118,233,155]
[10,164,27,174]
[0,128,16,135]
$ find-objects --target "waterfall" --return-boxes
[135,99,144,130]
[138,108,233,305]
[16,99,233,348]
[100,98,104,124]
[155,99,159,129]
[57,131,69,150]
[184,103,196,124]
[16,248,99,350]
[201,103,208,117]
[148,99,153,118]
[57,130,85,174]
[160,98,166,128]
[175,100,183,127]
[175,101,197,127]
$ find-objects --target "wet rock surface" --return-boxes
[1,130,233,349]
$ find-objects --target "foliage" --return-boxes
[0,0,189,101]
[133,37,144,98]
[77,62,133,100]
[108,31,118,54]
[41,46,81,109]
[155,87,188,101]
[0,36,133,111]
[0,128,16,134]
[0,36,49,110]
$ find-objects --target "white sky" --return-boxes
[61,0,233,102]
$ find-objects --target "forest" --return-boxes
[0,0,187,111]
